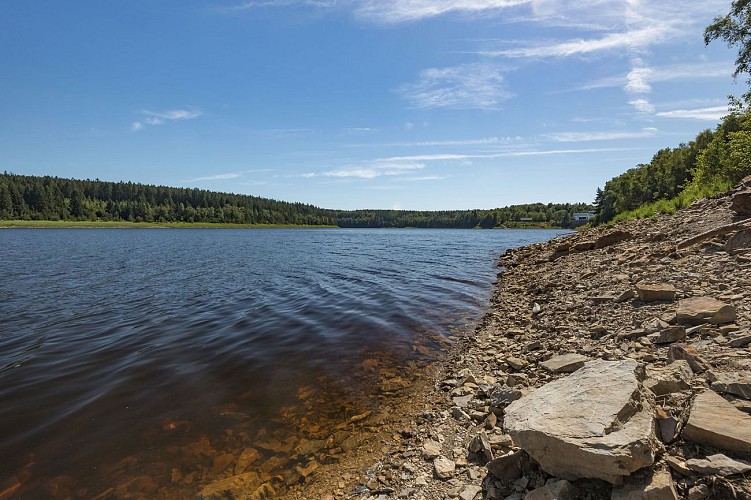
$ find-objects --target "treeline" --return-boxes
[338,204,593,229]
[0,174,338,226]
[0,172,592,228]
[594,104,751,224]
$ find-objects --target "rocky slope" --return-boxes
[340,180,751,500]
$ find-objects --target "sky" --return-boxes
[0,0,743,210]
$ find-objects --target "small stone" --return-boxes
[484,412,498,430]
[647,326,686,344]
[687,484,710,500]
[422,440,442,460]
[458,484,482,500]
[539,353,589,373]
[524,479,578,500]
[636,283,677,302]
[614,289,637,303]
[506,357,528,370]
[468,431,493,464]
[485,450,527,483]
[728,334,751,348]
[433,456,456,480]
[686,453,751,476]
[667,344,708,373]
[611,467,678,500]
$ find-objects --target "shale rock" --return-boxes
[595,230,633,249]
[682,390,751,454]
[709,371,751,400]
[731,189,751,215]
[686,454,751,476]
[610,467,678,500]
[676,297,737,325]
[503,359,656,483]
[644,360,693,396]
[636,283,677,302]
[727,228,751,254]
[524,479,577,500]
[539,353,589,373]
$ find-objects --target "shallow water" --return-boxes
[0,228,567,497]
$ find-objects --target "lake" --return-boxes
[0,228,567,498]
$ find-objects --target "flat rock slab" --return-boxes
[539,353,589,373]
[503,359,656,483]
[682,390,751,454]
[686,453,751,476]
[636,283,677,302]
[676,297,736,325]
[524,479,578,500]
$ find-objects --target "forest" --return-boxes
[0,172,593,229]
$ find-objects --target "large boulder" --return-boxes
[682,390,751,454]
[676,297,736,325]
[503,359,656,484]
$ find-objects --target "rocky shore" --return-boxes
[329,181,751,500]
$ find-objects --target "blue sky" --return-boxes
[0,1,742,210]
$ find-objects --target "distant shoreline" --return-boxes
[0,220,572,230]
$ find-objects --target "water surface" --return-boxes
[0,228,567,497]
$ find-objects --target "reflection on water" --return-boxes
[0,228,567,497]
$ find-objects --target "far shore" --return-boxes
[0,220,572,230]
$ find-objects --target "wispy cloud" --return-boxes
[656,106,728,121]
[399,63,513,110]
[132,108,202,131]
[545,127,657,142]
[320,161,426,179]
[353,0,529,23]
[187,169,274,182]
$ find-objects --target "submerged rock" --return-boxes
[503,359,656,484]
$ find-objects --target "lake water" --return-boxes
[0,228,566,498]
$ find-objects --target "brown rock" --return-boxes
[676,297,737,325]
[730,189,751,215]
[644,360,693,396]
[667,344,708,373]
[197,472,262,499]
[611,467,678,500]
[682,390,751,454]
[728,333,751,348]
[686,453,751,476]
[709,371,751,400]
[727,228,751,254]
[648,326,686,344]
[595,230,633,249]
[636,283,677,302]
[468,431,493,464]
[539,353,589,373]
[485,450,528,483]
[524,479,578,500]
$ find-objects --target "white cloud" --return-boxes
[546,127,657,142]
[625,61,652,95]
[321,161,426,179]
[399,63,513,110]
[189,173,242,182]
[354,0,529,23]
[629,98,655,114]
[656,106,728,121]
[132,108,202,131]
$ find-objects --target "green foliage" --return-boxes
[705,0,751,100]
[594,104,751,225]
[0,172,592,229]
